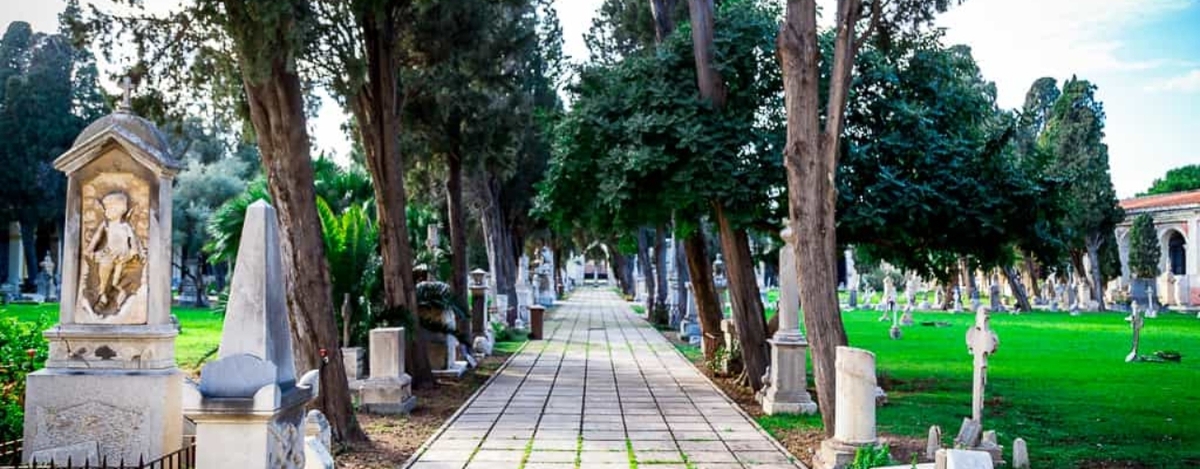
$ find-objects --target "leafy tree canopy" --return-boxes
[537,0,785,239]
[1127,214,1160,279]
[1142,164,1200,196]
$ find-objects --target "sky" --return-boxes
[3,0,1197,198]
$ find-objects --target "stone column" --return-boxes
[470,273,488,340]
[7,221,22,287]
[760,225,817,415]
[357,327,416,414]
[814,346,879,469]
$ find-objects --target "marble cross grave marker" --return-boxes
[1126,307,1144,363]
[966,307,999,423]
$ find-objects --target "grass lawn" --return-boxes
[4,302,230,373]
[743,308,1200,467]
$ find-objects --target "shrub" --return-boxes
[0,314,51,441]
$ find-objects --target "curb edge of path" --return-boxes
[400,335,534,469]
[646,318,811,469]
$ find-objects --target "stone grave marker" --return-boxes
[182,201,320,469]
[1126,307,1144,362]
[814,346,880,469]
[357,327,417,413]
[23,86,183,464]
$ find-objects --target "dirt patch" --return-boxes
[335,352,513,469]
[664,332,925,465]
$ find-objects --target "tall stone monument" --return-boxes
[183,201,320,469]
[23,85,183,463]
[759,225,817,415]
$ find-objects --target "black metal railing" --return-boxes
[0,438,195,469]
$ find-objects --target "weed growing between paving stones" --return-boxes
[626,439,638,468]
[518,438,534,468]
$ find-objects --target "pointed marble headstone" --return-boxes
[184,201,319,469]
[215,200,296,390]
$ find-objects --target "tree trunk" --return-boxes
[1022,250,1040,301]
[1001,265,1032,312]
[675,230,689,321]
[649,0,677,44]
[447,151,468,337]
[348,12,431,391]
[683,229,724,360]
[478,175,517,316]
[234,43,366,442]
[637,228,655,316]
[713,203,768,391]
[1086,233,1106,311]
[612,252,635,297]
[780,0,861,435]
[686,0,726,107]
[654,225,669,323]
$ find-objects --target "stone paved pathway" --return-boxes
[406,289,803,469]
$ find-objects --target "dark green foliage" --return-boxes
[1127,214,1160,279]
[1040,77,1124,271]
[838,34,1063,281]
[0,18,107,229]
[537,0,785,236]
[1142,164,1200,196]
[317,196,377,338]
[0,314,50,441]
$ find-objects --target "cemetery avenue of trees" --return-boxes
[1,0,1197,467]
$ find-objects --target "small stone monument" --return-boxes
[989,276,1003,312]
[926,425,943,460]
[1126,307,1144,362]
[23,85,183,464]
[37,252,57,301]
[304,410,334,469]
[814,346,881,469]
[469,269,493,357]
[183,201,320,469]
[900,304,914,326]
[356,327,417,414]
[1011,438,1029,469]
[758,225,817,415]
[340,293,364,380]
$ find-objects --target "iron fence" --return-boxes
[0,438,195,469]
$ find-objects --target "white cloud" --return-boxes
[937,0,1193,107]
[1146,69,1200,92]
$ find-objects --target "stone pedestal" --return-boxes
[342,347,364,381]
[470,285,487,341]
[356,327,416,414]
[529,304,545,340]
[429,333,468,378]
[182,201,320,469]
[759,337,817,415]
[814,346,878,469]
[23,105,183,465]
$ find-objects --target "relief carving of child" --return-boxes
[85,192,144,310]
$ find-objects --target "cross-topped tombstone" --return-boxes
[966,307,999,423]
[23,83,183,464]
[1125,307,1144,362]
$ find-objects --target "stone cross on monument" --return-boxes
[966,308,999,423]
[119,76,133,110]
